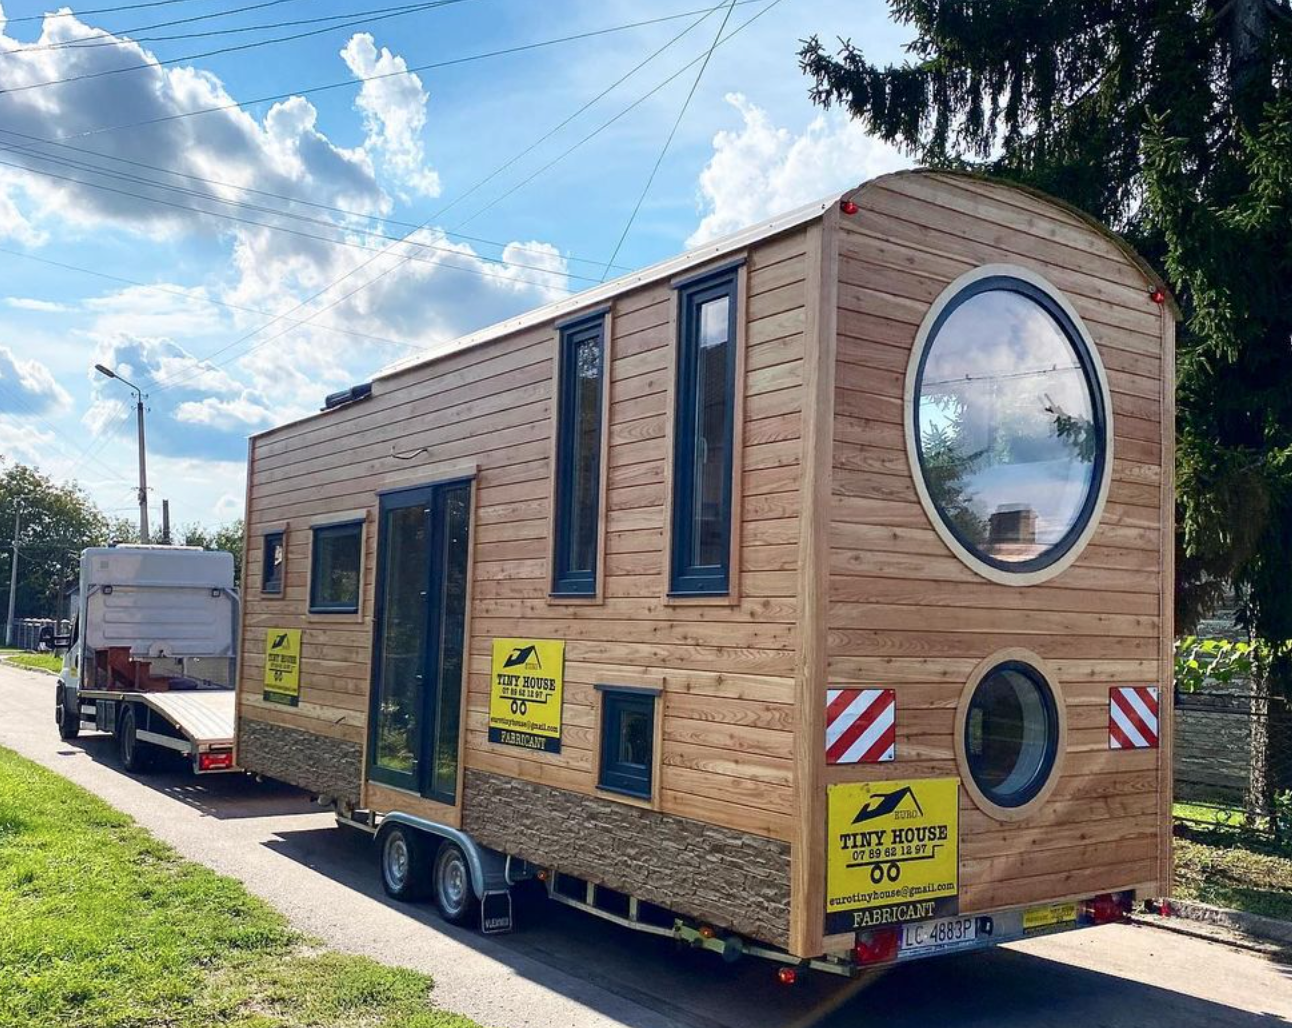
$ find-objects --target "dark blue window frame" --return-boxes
[670,268,739,596]
[552,314,606,597]
[308,520,363,613]
[597,686,656,799]
[261,531,284,595]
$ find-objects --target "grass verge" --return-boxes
[0,746,481,1028]
[4,652,61,674]
[1175,835,1292,922]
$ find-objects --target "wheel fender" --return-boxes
[377,814,505,900]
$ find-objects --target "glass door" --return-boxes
[369,480,472,804]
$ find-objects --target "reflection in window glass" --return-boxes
[430,485,470,802]
[553,318,604,595]
[916,284,1103,568]
[374,506,426,774]
[671,271,737,595]
[262,532,284,594]
[693,295,730,568]
[310,522,362,611]
[965,662,1058,807]
[599,690,655,798]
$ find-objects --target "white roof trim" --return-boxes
[375,192,839,381]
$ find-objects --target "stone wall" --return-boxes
[461,770,792,948]
[237,717,362,805]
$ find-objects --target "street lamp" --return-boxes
[94,364,150,544]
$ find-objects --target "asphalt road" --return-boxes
[2,661,1289,1028]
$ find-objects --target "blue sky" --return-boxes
[0,0,912,529]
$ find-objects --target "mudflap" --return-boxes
[481,890,513,934]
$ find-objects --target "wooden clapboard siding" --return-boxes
[236,225,812,844]
[823,171,1172,922]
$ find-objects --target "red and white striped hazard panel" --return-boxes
[1109,686,1160,750]
[826,688,895,764]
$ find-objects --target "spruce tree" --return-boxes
[801,1,1292,655]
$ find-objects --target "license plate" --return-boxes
[898,916,976,957]
[1023,903,1078,930]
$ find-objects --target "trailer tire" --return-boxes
[55,684,79,740]
[117,705,153,774]
[433,842,477,926]
[380,825,431,902]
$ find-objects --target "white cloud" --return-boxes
[340,33,441,198]
[0,345,71,414]
[5,297,70,312]
[174,393,275,430]
[84,284,225,340]
[688,93,911,247]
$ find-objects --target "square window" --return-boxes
[598,688,656,799]
[309,521,362,612]
[261,531,284,595]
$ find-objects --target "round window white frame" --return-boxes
[903,264,1115,586]
[954,648,1068,823]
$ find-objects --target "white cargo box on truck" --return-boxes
[56,545,241,774]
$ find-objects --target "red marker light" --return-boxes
[853,927,900,966]
[777,966,799,986]
[839,198,860,216]
[198,750,233,772]
[1149,287,1166,305]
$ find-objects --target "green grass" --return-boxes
[1175,835,1292,921]
[0,746,482,1028]
[1173,800,1251,830]
[5,652,62,674]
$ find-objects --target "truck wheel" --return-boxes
[380,825,430,901]
[55,684,80,740]
[117,705,152,774]
[433,842,477,926]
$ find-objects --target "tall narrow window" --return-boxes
[671,269,738,595]
[552,314,605,596]
[261,531,284,595]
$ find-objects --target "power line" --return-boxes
[142,0,785,397]
[0,0,306,55]
[599,0,737,281]
[41,3,766,141]
[0,379,133,485]
[0,152,582,290]
[0,140,589,285]
[0,0,479,96]
[452,0,785,232]
[0,125,630,270]
[0,244,426,350]
[1,0,210,26]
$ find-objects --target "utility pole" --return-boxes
[5,505,19,648]
[161,499,170,545]
[95,364,150,543]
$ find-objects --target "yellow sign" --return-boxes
[488,638,565,753]
[825,778,959,933]
[1023,903,1078,930]
[263,628,301,706]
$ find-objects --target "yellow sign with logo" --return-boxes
[263,628,301,706]
[825,778,959,933]
[488,638,565,753]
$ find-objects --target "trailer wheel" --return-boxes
[380,825,430,901]
[117,705,153,774]
[55,684,79,740]
[433,842,477,926]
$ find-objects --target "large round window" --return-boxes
[910,268,1110,582]
[964,661,1060,809]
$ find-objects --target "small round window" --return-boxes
[964,661,1060,809]
[911,271,1109,579]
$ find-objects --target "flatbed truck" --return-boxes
[55,545,240,775]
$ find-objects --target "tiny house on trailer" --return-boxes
[234,170,1175,974]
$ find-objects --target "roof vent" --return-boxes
[322,382,373,411]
